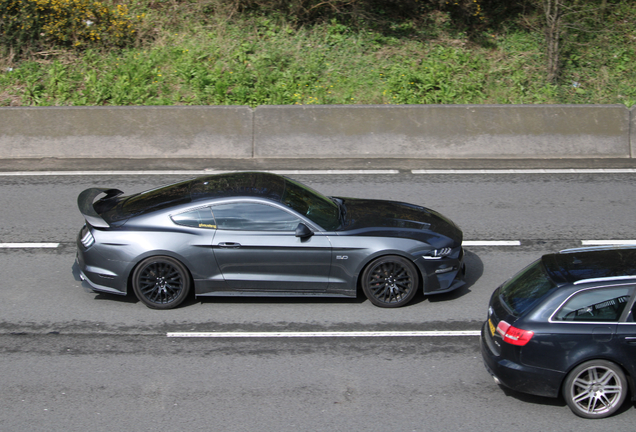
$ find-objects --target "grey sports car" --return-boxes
[76,172,465,309]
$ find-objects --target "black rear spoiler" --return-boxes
[77,188,123,228]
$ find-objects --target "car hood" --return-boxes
[337,198,462,243]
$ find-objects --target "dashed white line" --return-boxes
[2,168,635,176]
[0,170,222,176]
[412,169,636,174]
[167,330,481,338]
[0,169,399,176]
[271,170,400,175]
[0,243,59,248]
[462,240,521,246]
[581,240,636,246]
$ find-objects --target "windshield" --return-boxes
[499,259,558,317]
[281,178,341,230]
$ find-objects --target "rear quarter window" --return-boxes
[171,207,216,229]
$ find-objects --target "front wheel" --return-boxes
[563,360,628,419]
[132,256,191,309]
[361,256,420,308]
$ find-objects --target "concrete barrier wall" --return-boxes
[0,104,633,159]
[632,105,636,158]
[0,106,253,158]
[255,105,631,159]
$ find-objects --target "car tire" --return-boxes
[563,359,628,419]
[132,256,191,310]
[361,255,420,308]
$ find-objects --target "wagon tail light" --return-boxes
[496,320,534,346]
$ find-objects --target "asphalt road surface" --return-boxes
[1,170,635,431]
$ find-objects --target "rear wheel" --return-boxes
[563,359,627,419]
[132,256,191,309]
[361,256,419,308]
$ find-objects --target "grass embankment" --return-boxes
[0,1,634,107]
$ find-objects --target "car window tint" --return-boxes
[171,207,216,229]
[212,202,301,231]
[281,178,340,231]
[499,259,558,316]
[553,287,632,322]
[113,180,192,221]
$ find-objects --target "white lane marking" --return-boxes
[2,168,634,176]
[462,240,521,246]
[270,170,400,175]
[412,169,636,174]
[0,169,399,176]
[581,240,636,246]
[0,170,222,176]
[167,330,481,338]
[0,243,59,248]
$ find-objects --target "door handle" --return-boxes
[625,336,636,345]
[218,242,241,248]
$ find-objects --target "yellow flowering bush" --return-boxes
[0,0,141,54]
[443,0,484,27]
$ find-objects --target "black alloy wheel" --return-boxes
[361,255,420,308]
[132,256,191,309]
[563,359,628,419]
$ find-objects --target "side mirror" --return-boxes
[295,223,313,238]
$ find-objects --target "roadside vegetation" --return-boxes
[0,0,634,107]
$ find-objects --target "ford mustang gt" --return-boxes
[76,172,465,309]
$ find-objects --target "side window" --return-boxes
[553,287,632,322]
[171,207,216,229]
[211,202,301,231]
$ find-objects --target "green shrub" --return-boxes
[384,46,486,104]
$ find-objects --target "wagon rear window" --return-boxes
[499,259,558,317]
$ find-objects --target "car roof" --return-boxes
[542,246,636,285]
[189,172,286,202]
[103,172,288,224]
[132,171,285,205]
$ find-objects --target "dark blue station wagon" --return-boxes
[482,246,636,418]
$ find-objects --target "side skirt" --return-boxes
[196,291,356,298]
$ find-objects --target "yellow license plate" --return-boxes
[488,318,496,336]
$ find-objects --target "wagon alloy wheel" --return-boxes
[132,256,191,309]
[563,360,628,419]
[361,256,420,308]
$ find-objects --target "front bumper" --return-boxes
[480,322,563,398]
[419,247,466,294]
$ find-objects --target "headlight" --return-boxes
[423,247,452,260]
